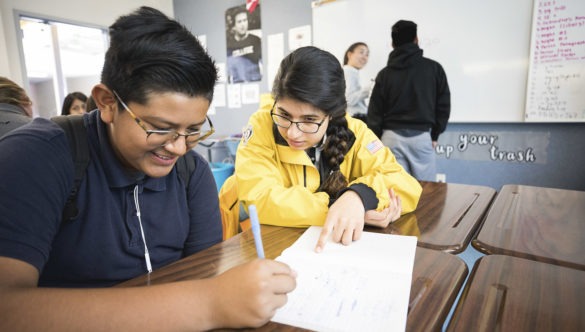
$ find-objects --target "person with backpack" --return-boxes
[0,7,295,331]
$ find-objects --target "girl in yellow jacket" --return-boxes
[232,46,422,251]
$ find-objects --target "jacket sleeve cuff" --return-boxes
[333,183,378,210]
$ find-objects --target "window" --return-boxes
[18,15,108,117]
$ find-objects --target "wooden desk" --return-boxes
[119,225,468,332]
[472,184,585,270]
[367,181,496,254]
[447,255,585,332]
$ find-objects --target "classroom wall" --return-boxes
[176,0,585,192]
[173,0,313,137]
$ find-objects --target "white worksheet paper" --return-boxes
[272,226,417,332]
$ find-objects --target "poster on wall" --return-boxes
[225,3,263,84]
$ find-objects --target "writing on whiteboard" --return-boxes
[525,0,585,121]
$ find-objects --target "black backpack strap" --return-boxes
[175,152,197,189]
[51,115,90,222]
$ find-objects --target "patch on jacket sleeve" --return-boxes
[241,124,253,146]
[366,139,384,154]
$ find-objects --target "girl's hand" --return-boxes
[315,190,365,252]
[365,188,402,228]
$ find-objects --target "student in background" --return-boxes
[61,91,88,115]
[343,42,371,122]
[0,76,33,137]
[231,46,422,252]
[367,20,450,181]
[0,7,295,331]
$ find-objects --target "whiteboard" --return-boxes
[524,0,585,122]
[312,0,533,122]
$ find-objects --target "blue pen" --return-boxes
[248,204,265,259]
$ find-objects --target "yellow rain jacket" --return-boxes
[228,95,422,229]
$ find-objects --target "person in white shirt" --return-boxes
[343,42,371,121]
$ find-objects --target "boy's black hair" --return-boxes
[392,20,417,47]
[102,6,218,107]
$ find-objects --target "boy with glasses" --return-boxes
[0,7,295,331]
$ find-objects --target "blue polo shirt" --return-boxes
[0,110,222,287]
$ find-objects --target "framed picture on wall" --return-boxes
[225,4,263,84]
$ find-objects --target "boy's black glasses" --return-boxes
[113,90,214,148]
